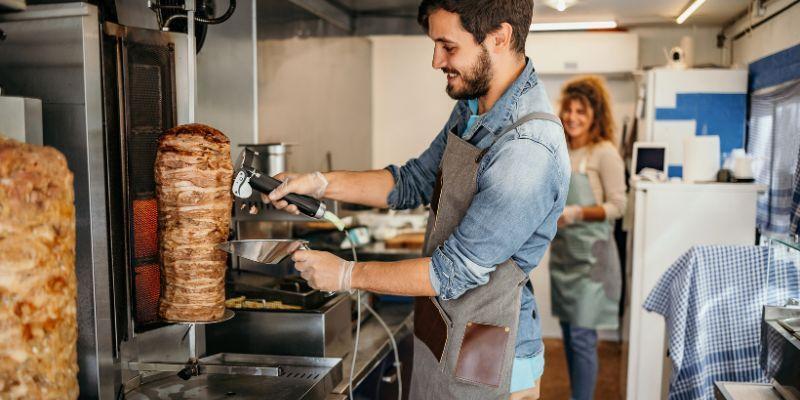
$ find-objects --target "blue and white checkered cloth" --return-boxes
[643,245,800,400]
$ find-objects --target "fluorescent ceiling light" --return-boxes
[530,20,617,32]
[676,0,707,24]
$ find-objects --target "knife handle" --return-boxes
[249,174,326,219]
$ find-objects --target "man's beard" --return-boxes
[444,46,493,100]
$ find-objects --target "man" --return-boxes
[267,1,569,398]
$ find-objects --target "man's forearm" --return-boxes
[323,169,395,208]
[351,258,437,297]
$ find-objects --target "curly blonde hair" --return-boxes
[559,75,616,146]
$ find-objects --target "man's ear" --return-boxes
[488,22,514,53]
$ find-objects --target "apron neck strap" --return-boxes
[476,112,563,162]
[578,154,588,174]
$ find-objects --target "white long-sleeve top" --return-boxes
[568,140,627,221]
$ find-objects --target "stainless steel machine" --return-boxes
[0,90,42,145]
[762,302,800,399]
[760,237,800,400]
[0,4,343,398]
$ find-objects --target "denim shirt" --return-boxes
[386,59,570,358]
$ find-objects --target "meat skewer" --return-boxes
[0,135,79,399]
[155,124,233,322]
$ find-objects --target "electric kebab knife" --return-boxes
[231,147,327,219]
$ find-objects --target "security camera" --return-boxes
[666,46,687,69]
[670,47,685,63]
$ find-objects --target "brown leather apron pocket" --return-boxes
[454,321,510,387]
[414,297,451,362]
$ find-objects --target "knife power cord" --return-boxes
[343,229,402,400]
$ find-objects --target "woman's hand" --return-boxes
[558,205,583,227]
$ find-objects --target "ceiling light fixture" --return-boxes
[676,0,707,24]
[543,0,577,12]
[530,20,618,32]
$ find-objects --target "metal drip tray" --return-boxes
[127,353,342,400]
[778,317,800,336]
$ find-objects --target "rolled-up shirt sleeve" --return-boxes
[385,131,446,210]
[430,137,562,300]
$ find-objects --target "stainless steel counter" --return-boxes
[332,302,414,395]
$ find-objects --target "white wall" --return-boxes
[631,26,724,69]
[730,4,800,66]
[527,32,639,74]
[370,33,641,169]
[370,36,456,169]
[197,0,258,156]
[258,37,373,173]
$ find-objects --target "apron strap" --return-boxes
[502,111,563,135]
[578,155,588,175]
[476,112,563,162]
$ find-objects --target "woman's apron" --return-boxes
[409,112,562,399]
[549,157,621,330]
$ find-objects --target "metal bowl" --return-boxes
[217,239,309,265]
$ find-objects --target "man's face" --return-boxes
[427,9,493,100]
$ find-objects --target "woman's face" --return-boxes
[561,98,594,142]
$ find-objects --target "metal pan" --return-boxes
[217,239,308,265]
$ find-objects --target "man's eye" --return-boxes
[444,46,455,53]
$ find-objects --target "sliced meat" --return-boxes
[0,135,79,399]
[156,124,233,322]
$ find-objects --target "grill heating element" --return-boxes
[121,37,176,329]
[134,263,161,324]
[132,199,158,259]
[132,199,160,323]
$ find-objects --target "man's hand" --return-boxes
[262,172,329,215]
[557,205,583,228]
[292,250,355,292]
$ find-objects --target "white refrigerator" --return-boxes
[622,182,763,400]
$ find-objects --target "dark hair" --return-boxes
[418,0,533,55]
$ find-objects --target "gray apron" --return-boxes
[549,158,621,330]
[409,112,562,399]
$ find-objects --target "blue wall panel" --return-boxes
[748,44,800,92]
[655,93,747,177]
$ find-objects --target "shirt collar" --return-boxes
[465,58,538,140]
[467,98,479,115]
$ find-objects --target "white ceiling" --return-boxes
[533,0,751,25]
[341,0,753,27]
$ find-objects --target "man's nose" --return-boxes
[432,48,446,69]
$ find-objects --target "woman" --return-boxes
[549,76,627,400]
